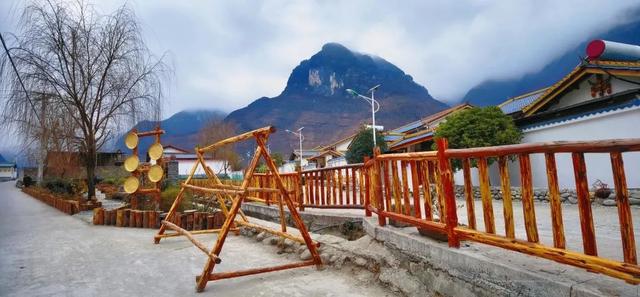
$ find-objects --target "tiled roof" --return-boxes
[523,60,640,115]
[499,88,548,114]
[521,97,640,131]
[390,131,434,149]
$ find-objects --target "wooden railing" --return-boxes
[249,173,300,206]
[366,138,640,284]
[299,164,366,210]
[370,149,449,234]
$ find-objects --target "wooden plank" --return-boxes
[206,260,316,281]
[400,161,411,216]
[410,161,422,218]
[364,166,372,217]
[456,227,640,284]
[498,157,515,239]
[351,168,357,205]
[383,160,393,215]
[519,154,539,243]
[436,138,460,248]
[162,221,221,264]
[320,171,326,205]
[461,158,476,229]
[420,160,433,221]
[391,161,402,213]
[338,170,344,205]
[610,152,637,264]
[477,157,495,234]
[198,126,274,153]
[572,152,597,256]
[545,153,566,249]
[445,138,640,158]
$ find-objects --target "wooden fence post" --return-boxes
[363,156,372,217]
[373,147,386,226]
[436,138,460,248]
[297,166,305,212]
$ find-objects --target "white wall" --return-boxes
[0,167,16,179]
[178,159,226,176]
[454,106,640,190]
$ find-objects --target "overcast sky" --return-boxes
[1,0,639,120]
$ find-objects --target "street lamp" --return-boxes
[285,127,304,168]
[346,84,381,147]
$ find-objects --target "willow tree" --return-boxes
[0,1,167,198]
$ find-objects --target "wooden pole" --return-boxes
[436,138,460,248]
[162,221,221,264]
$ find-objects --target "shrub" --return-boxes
[43,179,80,195]
[160,185,194,212]
[23,176,33,187]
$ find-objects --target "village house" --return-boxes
[386,103,473,153]
[492,39,640,188]
[0,154,17,181]
[162,145,226,177]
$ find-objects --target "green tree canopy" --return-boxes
[434,106,522,170]
[346,128,387,164]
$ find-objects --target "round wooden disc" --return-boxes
[124,155,139,172]
[125,132,139,149]
[148,143,164,161]
[123,176,140,194]
[148,164,164,183]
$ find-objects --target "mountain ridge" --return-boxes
[225,42,448,155]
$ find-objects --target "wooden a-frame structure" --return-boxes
[154,126,322,292]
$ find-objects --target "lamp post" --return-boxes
[286,127,304,168]
[346,84,381,147]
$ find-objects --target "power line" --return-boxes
[0,32,42,125]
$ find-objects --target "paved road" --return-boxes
[0,181,393,297]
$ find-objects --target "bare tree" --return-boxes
[0,1,168,198]
[198,119,239,175]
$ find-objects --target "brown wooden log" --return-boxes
[194,212,201,231]
[136,211,144,228]
[93,208,104,225]
[462,158,476,229]
[301,204,365,209]
[143,211,150,228]
[123,209,130,227]
[409,161,422,219]
[364,166,372,217]
[383,160,393,215]
[456,227,640,284]
[477,157,495,234]
[198,126,274,153]
[545,153,565,249]
[421,160,433,221]
[610,152,636,264]
[498,157,515,238]
[116,209,124,227]
[445,138,640,158]
[519,154,539,243]
[161,221,221,264]
[436,138,460,248]
[351,167,357,205]
[338,170,344,205]
[376,151,438,160]
[185,211,195,231]
[320,171,326,205]
[572,152,597,256]
[400,161,411,215]
[391,161,402,213]
[345,168,351,205]
[204,260,316,282]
